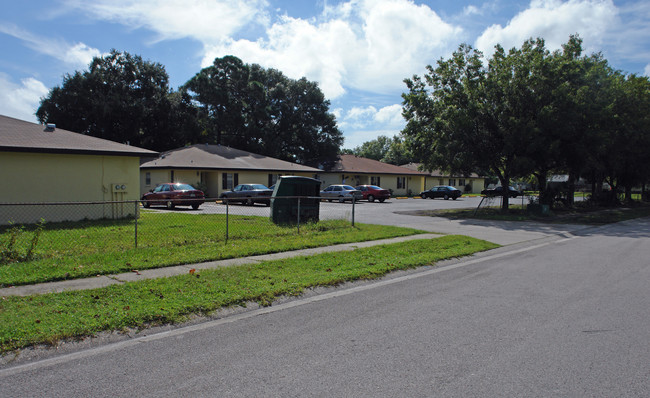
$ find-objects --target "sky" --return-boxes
[1,0,649,149]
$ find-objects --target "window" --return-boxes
[448,179,456,187]
[397,177,406,189]
[459,179,465,187]
[371,176,381,186]
[439,179,444,185]
[222,173,238,190]
[145,172,151,186]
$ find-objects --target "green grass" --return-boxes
[0,235,498,353]
[417,202,650,224]
[0,213,423,287]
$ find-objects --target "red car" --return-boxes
[355,185,390,202]
[141,183,205,209]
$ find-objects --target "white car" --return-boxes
[320,185,363,202]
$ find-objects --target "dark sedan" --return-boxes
[420,185,462,200]
[481,186,520,198]
[221,184,273,206]
[355,185,390,202]
[141,183,205,209]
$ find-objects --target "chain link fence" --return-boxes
[0,197,358,254]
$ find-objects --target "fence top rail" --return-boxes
[0,196,355,206]
[0,200,143,206]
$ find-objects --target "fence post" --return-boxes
[352,196,355,227]
[225,199,229,243]
[134,200,138,248]
[297,196,301,234]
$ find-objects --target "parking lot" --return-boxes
[172,194,530,222]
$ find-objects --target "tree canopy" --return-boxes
[345,135,414,165]
[36,53,343,163]
[37,50,199,152]
[402,35,650,208]
[183,56,343,164]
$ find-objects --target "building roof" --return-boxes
[400,162,481,178]
[0,114,157,157]
[323,155,429,175]
[140,144,321,173]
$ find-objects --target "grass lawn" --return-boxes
[0,235,498,353]
[415,202,650,224]
[0,213,424,287]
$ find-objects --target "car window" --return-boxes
[250,184,268,190]
[173,183,195,191]
[234,185,243,192]
[342,185,355,190]
[369,186,381,190]
[162,185,171,192]
[333,186,341,191]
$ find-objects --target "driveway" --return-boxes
[179,196,588,246]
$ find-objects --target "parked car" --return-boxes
[141,183,205,209]
[320,185,363,202]
[481,186,520,198]
[355,185,390,202]
[220,184,273,206]
[420,185,462,200]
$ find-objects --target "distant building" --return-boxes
[318,155,428,196]
[400,163,485,194]
[140,144,321,198]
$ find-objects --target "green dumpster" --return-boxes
[271,176,321,224]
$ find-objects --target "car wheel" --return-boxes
[379,198,386,203]
[444,194,449,200]
[246,197,254,206]
[220,195,227,204]
[452,196,457,200]
[191,204,200,210]
[338,196,345,203]
[166,201,175,209]
[142,199,150,208]
[368,194,375,202]
[328,199,333,202]
[421,194,426,199]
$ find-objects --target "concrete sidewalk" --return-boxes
[0,233,445,297]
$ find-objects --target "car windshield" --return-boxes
[249,184,269,190]
[173,183,196,191]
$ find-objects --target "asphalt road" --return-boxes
[1,214,648,396]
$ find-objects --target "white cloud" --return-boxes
[645,64,650,76]
[0,74,49,123]
[475,0,618,56]
[63,0,270,42]
[337,103,405,148]
[203,0,462,98]
[0,23,101,67]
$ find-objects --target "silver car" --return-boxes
[320,185,363,202]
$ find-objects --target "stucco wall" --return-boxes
[424,176,485,194]
[141,169,318,199]
[0,151,141,225]
[318,173,424,196]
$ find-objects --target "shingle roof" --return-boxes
[324,155,429,175]
[0,114,157,157]
[400,162,481,178]
[140,144,321,172]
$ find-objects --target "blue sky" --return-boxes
[1,0,648,149]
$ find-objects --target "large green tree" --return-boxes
[183,56,343,164]
[36,50,198,151]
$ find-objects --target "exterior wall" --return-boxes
[319,173,425,196]
[1,151,141,225]
[424,176,485,194]
[140,168,318,199]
